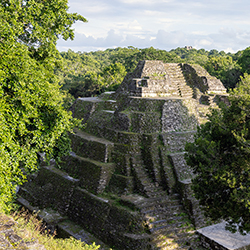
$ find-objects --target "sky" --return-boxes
[56,0,250,53]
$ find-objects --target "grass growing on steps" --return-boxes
[9,209,101,250]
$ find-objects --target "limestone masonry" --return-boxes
[19,61,232,249]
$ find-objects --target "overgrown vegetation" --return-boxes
[0,0,86,212]
[185,73,250,234]
[10,209,100,250]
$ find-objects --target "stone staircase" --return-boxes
[208,95,219,108]
[194,94,220,124]
[126,152,203,249]
[131,154,164,198]
[165,63,193,98]
[120,192,201,250]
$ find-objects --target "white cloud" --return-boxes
[56,0,250,53]
[128,20,142,32]
[119,0,152,4]
[224,48,237,53]
[199,39,212,46]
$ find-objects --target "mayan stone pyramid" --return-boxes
[18,61,229,249]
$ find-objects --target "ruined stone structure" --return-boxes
[18,61,230,249]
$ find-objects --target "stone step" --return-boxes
[150,229,196,250]
[150,221,188,233]
[179,90,193,95]
[18,165,80,215]
[131,156,160,197]
[178,84,193,89]
[180,93,193,98]
[167,74,184,78]
[103,100,117,111]
[136,195,181,209]
[167,73,184,76]
[165,66,183,71]
[170,79,185,83]
[168,152,194,182]
[60,153,115,194]
[119,194,179,212]
[139,201,182,215]
[99,91,116,99]
[70,97,103,120]
[148,216,185,229]
[179,90,193,94]
[168,71,185,74]
[83,110,117,140]
[57,220,111,249]
[197,104,211,118]
[120,233,151,250]
[149,219,169,228]
[168,91,181,96]
[150,224,193,238]
[168,74,184,78]
[70,128,114,163]
[178,84,192,89]
[141,205,184,218]
[151,229,195,242]
[208,96,219,108]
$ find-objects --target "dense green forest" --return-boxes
[57,46,250,101]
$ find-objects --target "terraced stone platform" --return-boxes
[18,60,229,250]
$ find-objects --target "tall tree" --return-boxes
[185,74,250,233]
[237,47,250,74]
[0,0,86,212]
[205,56,241,89]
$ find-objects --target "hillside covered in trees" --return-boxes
[56,46,250,101]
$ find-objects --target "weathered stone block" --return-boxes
[168,152,194,181]
[117,233,151,250]
[111,151,130,176]
[103,205,145,234]
[130,111,161,133]
[84,110,114,137]
[105,174,133,195]
[117,131,141,145]
[70,128,114,163]
[162,99,198,132]
[113,143,140,154]
[197,222,250,250]
[158,146,177,192]
[128,97,165,112]
[26,166,79,214]
[161,131,196,152]
[111,111,131,131]
[178,179,206,228]
[68,187,111,238]
[60,154,115,194]
[70,97,103,122]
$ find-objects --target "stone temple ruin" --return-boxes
[18,61,236,249]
